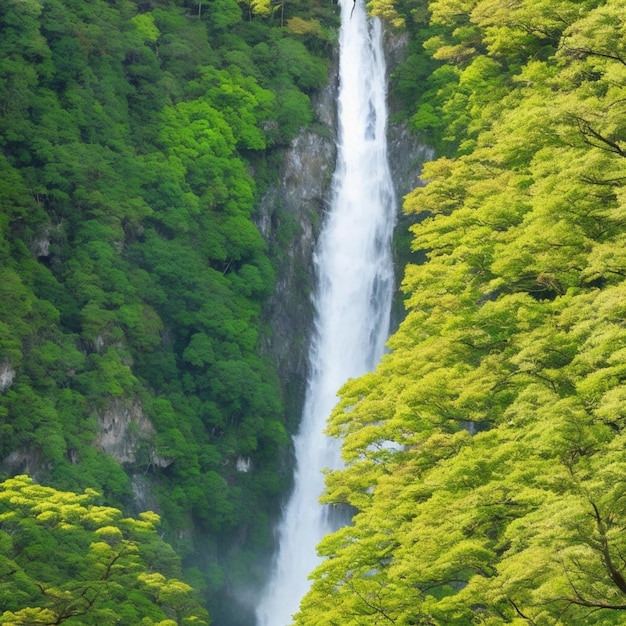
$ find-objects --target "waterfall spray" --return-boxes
[256,2,396,623]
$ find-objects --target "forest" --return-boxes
[295,0,626,624]
[2,0,626,624]
[0,0,336,623]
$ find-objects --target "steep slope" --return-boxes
[0,0,337,621]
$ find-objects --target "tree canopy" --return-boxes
[0,475,208,625]
[0,0,338,621]
[296,0,626,624]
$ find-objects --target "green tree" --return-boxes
[0,475,208,625]
[296,1,626,624]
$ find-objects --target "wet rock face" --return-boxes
[257,68,338,431]
[2,449,48,477]
[258,29,428,432]
[387,122,433,200]
[96,399,152,465]
[384,28,433,200]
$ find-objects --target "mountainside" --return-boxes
[0,0,338,622]
[295,0,626,624]
[5,0,626,624]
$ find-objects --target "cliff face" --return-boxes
[257,63,339,435]
[258,28,429,434]
[385,30,433,200]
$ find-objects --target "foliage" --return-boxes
[296,0,626,624]
[0,0,338,621]
[0,475,208,625]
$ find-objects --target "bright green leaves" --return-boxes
[367,0,406,27]
[403,0,599,155]
[296,1,626,624]
[471,0,584,63]
[0,475,208,625]
[482,439,626,624]
[560,0,626,75]
[132,13,160,45]
[249,0,273,18]
[159,99,242,202]
[406,52,625,301]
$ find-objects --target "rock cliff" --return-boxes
[257,62,339,435]
[258,26,429,435]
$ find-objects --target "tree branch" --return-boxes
[509,599,536,624]
[570,115,626,158]
[564,47,626,68]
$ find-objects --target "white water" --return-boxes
[256,2,396,624]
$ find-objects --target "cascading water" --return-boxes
[256,2,396,624]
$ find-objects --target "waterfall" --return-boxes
[256,2,396,624]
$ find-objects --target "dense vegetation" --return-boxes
[6,0,626,623]
[0,0,337,622]
[296,0,626,624]
[0,475,209,625]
